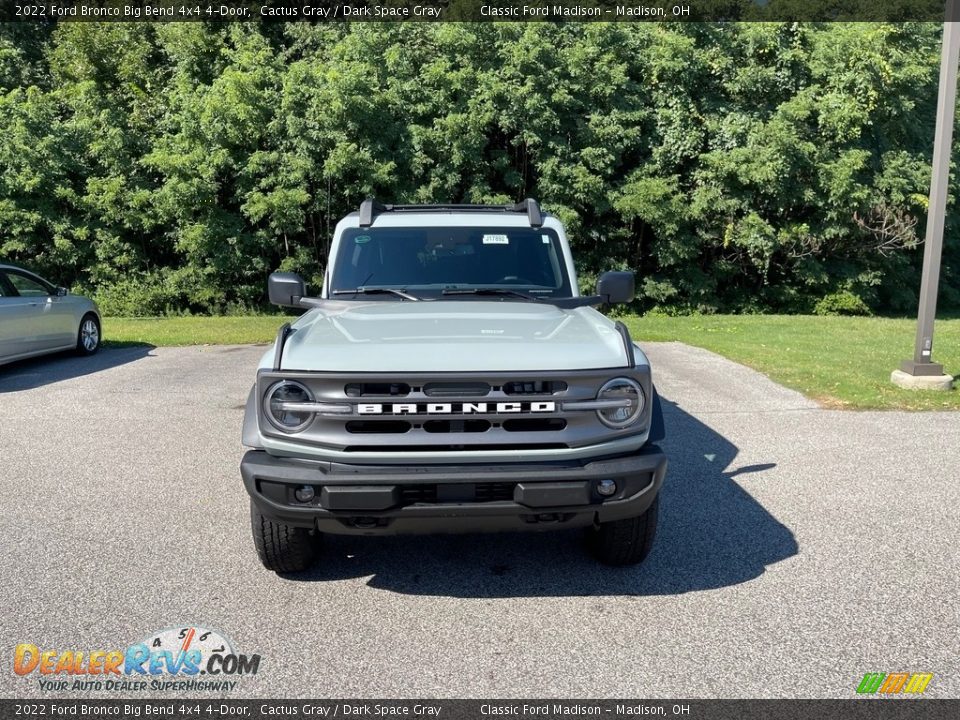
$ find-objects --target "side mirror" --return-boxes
[597,271,635,305]
[56,287,68,297]
[268,272,306,308]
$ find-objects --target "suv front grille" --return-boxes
[335,376,574,449]
[258,369,646,453]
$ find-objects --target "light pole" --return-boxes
[893,0,958,390]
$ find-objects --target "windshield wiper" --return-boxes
[331,287,421,301]
[441,288,542,302]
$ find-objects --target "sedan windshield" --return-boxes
[328,226,573,299]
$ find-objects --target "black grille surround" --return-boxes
[257,367,653,453]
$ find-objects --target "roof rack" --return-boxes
[357,198,544,228]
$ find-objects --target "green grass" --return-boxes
[103,314,959,410]
[623,315,960,411]
[104,315,293,347]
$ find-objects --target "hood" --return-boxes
[274,300,630,373]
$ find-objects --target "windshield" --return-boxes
[328,226,573,299]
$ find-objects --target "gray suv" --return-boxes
[241,200,667,572]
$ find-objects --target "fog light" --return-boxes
[294,485,315,503]
[597,479,617,497]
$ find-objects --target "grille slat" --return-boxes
[423,382,491,397]
[399,482,516,505]
[342,443,567,452]
[345,420,411,434]
[345,382,411,397]
[503,418,567,432]
[503,380,567,395]
[423,419,491,433]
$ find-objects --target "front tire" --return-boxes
[250,501,317,573]
[587,496,659,566]
[76,313,101,356]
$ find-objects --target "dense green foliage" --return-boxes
[0,22,957,315]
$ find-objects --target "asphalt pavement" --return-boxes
[1,342,957,699]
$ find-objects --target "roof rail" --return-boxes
[356,198,544,227]
[359,198,392,227]
[510,198,543,227]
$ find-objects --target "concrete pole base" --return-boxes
[890,369,954,391]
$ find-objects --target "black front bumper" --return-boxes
[241,446,667,535]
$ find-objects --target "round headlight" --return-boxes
[596,378,645,429]
[265,381,315,433]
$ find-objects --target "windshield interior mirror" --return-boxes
[268,272,306,308]
[597,271,635,305]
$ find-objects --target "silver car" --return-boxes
[0,264,101,366]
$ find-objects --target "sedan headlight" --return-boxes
[265,381,315,433]
[595,377,645,429]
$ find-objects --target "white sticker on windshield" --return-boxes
[542,234,550,243]
[482,234,509,245]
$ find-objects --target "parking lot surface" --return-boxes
[1,342,958,698]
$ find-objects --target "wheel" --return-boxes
[587,496,659,566]
[250,501,317,573]
[75,313,101,356]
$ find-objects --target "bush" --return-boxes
[93,274,187,317]
[813,290,873,317]
[4,23,957,317]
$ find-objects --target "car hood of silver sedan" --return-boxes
[267,300,633,373]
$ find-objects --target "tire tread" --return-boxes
[250,502,316,573]
[588,496,659,566]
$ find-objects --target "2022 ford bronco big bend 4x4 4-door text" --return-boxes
[241,199,667,572]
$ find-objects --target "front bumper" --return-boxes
[241,446,667,535]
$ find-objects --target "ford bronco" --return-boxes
[241,199,667,572]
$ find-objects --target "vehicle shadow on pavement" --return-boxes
[286,396,798,597]
[0,344,155,393]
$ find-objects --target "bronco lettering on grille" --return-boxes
[357,402,556,415]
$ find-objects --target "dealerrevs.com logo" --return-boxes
[13,626,262,692]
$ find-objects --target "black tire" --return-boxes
[587,496,659,566]
[250,501,317,573]
[75,313,101,356]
